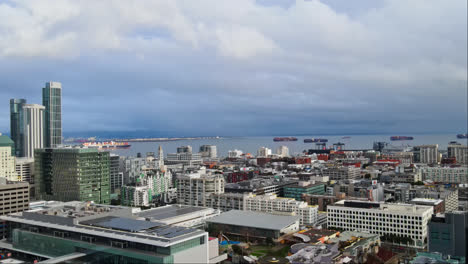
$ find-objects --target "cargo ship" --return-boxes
[457,134,468,139]
[273,137,298,142]
[304,138,328,143]
[390,136,414,141]
[82,141,131,149]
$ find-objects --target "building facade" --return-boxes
[283,182,325,201]
[448,143,468,165]
[321,166,361,181]
[166,153,202,166]
[109,154,122,193]
[428,211,467,260]
[415,145,439,164]
[0,146,18,181]
[276,146,289,157]
[35,148,110,204]
[199,145,217,159]
[9,98,26,156]
[328,200,433,248]
[176,174,224,207]
[21,104,45,158]
[15,157,34,183]
[0,177,29,215]
[257,147,272,157]
[42,81,62,148]
[420,166,468,184]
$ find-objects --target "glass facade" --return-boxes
[283,184,325,201]
[9,98,26,156]
[42,82,62,148]
[35,148,111,204]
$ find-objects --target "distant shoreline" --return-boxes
[64,136,223,143]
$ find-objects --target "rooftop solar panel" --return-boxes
[81,216,164,232]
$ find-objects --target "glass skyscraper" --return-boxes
[42,81,62,148]
[10,98,26,156]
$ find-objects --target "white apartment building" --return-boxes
[121,185,150,206]
[22,104,45,158]
[417,144,439,164]
[419,166,468,184]
[228,149,243,158]
[177,174,224,207]
[0,146,18,181]
[166,153,202,166]
[257,147,272,157]
[15,157,34,183]
[321,166,361,181]
[328,200,433,248]
[448,143,468,165]
[276,146,289,157]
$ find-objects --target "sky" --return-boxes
[0,0,467,137]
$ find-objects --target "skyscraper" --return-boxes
[10,98,26,156]
[42,81,62,148]
[21,104,45,158]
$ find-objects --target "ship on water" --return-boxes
[82,141,131,149]
[304,138,328,143]
[273,137,298,142]
[457,134,468,139]
[390,136,414,141]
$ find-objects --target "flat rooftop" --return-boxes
[137,205,210,221]
[331,200,434,214]
[206,210,299,230]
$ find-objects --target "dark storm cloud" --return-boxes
[0,0,466,136]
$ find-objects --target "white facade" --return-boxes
[166,153,202,166]
[257,147,272,157]
[448,144,468,165]
[276,146,289,157]
[199,145,217,159]
[15,157,34,183]
[419,166,468,184]
[322,166,361,181]
[0,146,18,181]
[21,104,45,158]
[177,174,225,207]
[328,200,433,248]
[418,145,439,164]
[228,149,243,158]
[122,185,150,206]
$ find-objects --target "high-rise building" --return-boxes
[35,148,110,204]
[15,157,34,183]
[448,143,468,165]
[276,145,289,157]
[109,154,122,193]
[0,177,29,215]
[21,104,45,158]
[414,144,439,164]
[429,211,467,260]
[199,145,217,159]
[0,138,20,181]
[257,147,272,157]
[228,149,243,158]
[0,133,15,156]
[177,145,192,153]
[177,174,224,207]
[10,98,26,156]
[42,81,62,148]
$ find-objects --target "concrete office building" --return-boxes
[321,166,361,181]
[15,157,34,183]
[0,146,18,182]
[428,211,467,260]
[257,147,272,157]
[42,81,62,148]
[328,200,434,248]
[413,145,439,164]
[9,99,26,156]
[166,153,202,166]
[276,146,289,157]
[199,145,217,159]
[21,104,45,158]
[0,177,29,216]
[120,156,146,185]
[0,201,227,263]
[176,174,224,207]
[35,148,110,204]
[420,166,468,184]
[177,145,192,153]
[121,185,151,206]
[228,149,243,158]
[448,143,468,165]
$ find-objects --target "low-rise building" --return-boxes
[420,166,468,184]
[206,210,300,241]
[0,178,29,216]
[283,181,325,201]
[328,200,433,248]
[410,198,445,214]
[321,166,360,181]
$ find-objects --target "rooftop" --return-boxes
[331,200,433,214]
[206,210,299,230]
[137,205,211,221]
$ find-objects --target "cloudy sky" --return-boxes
[0,0,466,137]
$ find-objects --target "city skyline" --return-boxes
[0,0,467,137]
